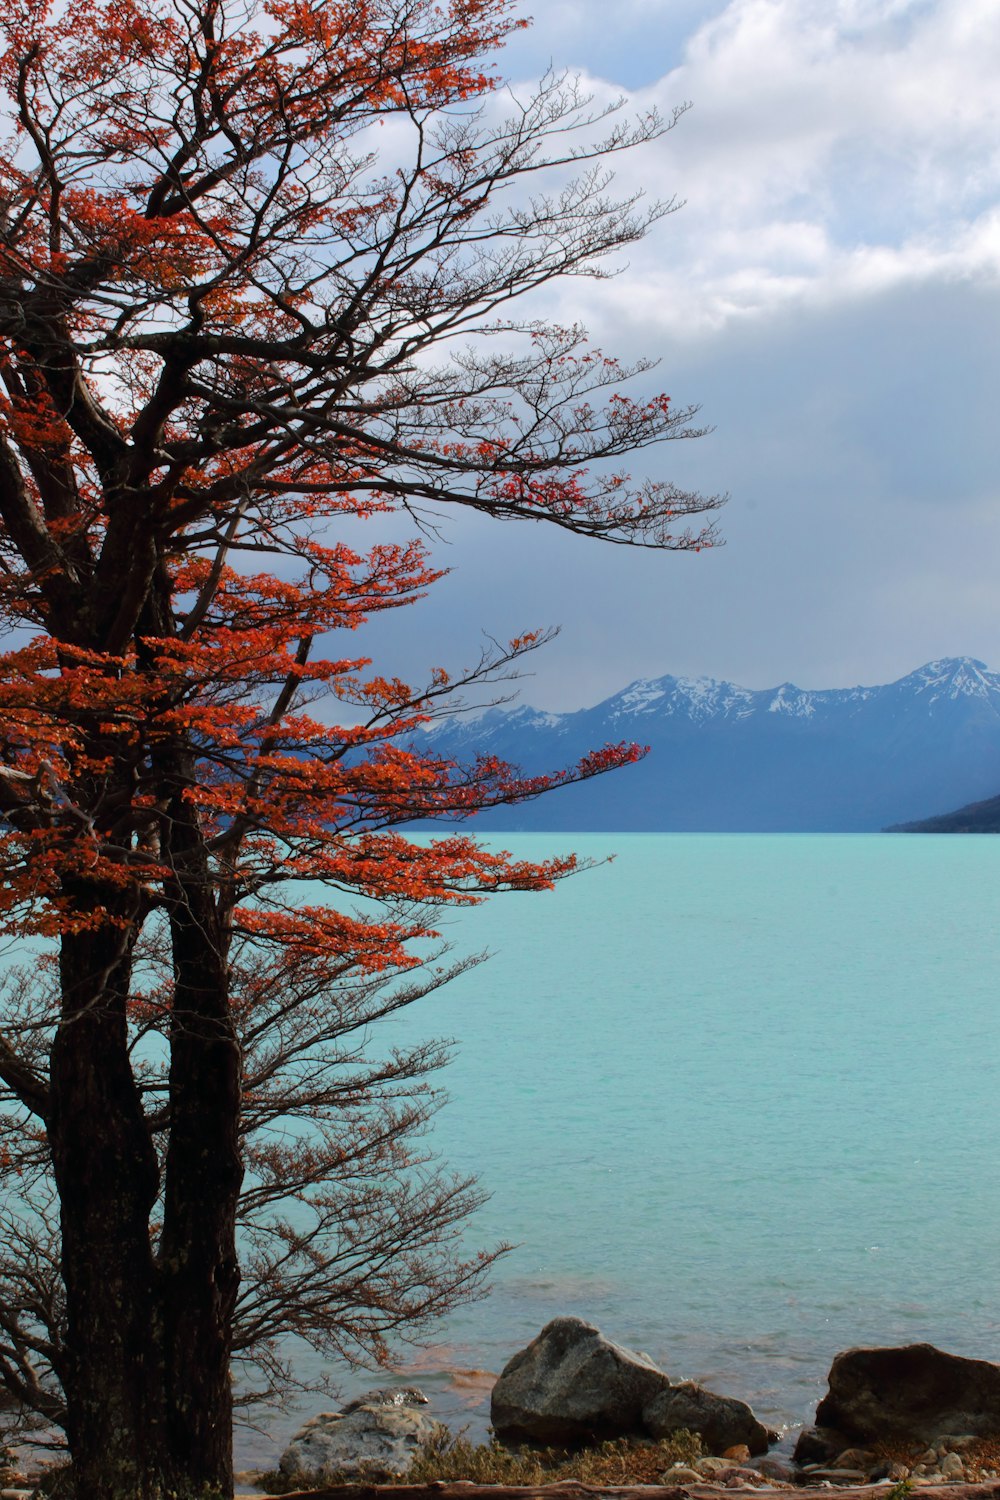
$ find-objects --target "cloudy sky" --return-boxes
[361,0,1000,711]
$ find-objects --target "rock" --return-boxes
[816,1344,1000,1444]
[754,1457,795,1482]
[644,1384,772,1456]
[696,1457,740,1476]
[663,1465,706,1483]
[793,1427,852,1466]
[940,1453,966,1478]
[279,1387,441,1480]
[832,1448,876,1470]
[345,1385,430,1411]
[490,1317,671,1444]
[695,1456,765,1481]
[491,1317,777,1454]
[695,1452,767,1476]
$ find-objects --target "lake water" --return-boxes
[238,833,1000,1468]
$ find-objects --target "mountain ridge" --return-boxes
[422,657,1000,832]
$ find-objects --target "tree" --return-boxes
[0,0,722,1493]
[0,926,506,1444]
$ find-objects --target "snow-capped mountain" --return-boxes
[421,658,1000,831]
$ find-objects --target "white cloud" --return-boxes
[503,0,1000,336]
[331,2,1000,705]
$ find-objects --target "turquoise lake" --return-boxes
[239,834,1000,1466]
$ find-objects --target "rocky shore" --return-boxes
[264,1320,1000,1495]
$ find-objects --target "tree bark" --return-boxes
[47,894,168,1499]
[157,780,244,1498]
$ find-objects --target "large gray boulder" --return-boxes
[816,1344,1000,1443]
[643,1381,774,1456]
[490,1317,671,1443]
[279,1387,442,1480]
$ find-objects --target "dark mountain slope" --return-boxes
[887,792,1000,833]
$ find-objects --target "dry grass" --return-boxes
[257,1429,705,1493]
[401,1429,704,1485]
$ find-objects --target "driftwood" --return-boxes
[263,1484,1000,1500]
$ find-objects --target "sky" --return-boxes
[355,0,1000,712]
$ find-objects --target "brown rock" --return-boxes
[696,1457,739,1476]
[816,1344,1000,1444]
[754,1457,796,1482]
[723,1445,752,1462]
[832,1448,875,1470]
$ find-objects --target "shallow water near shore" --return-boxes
[237,833,1000,1469]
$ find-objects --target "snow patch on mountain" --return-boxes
[608,675,757,725]
[768,685,815,717]
[907,657,1000,705]
[616,680,667,713]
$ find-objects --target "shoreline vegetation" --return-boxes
[230,1324,1000,1498]
[244,1484,1000,1500]
[255,1432,1000,1497]
[6,1327,1000,1499]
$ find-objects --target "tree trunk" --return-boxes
[49,840,242,1498]
[48,897,169,1499]
[157,783,244,1498]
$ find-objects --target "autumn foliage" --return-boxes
[0,0,721,1493]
